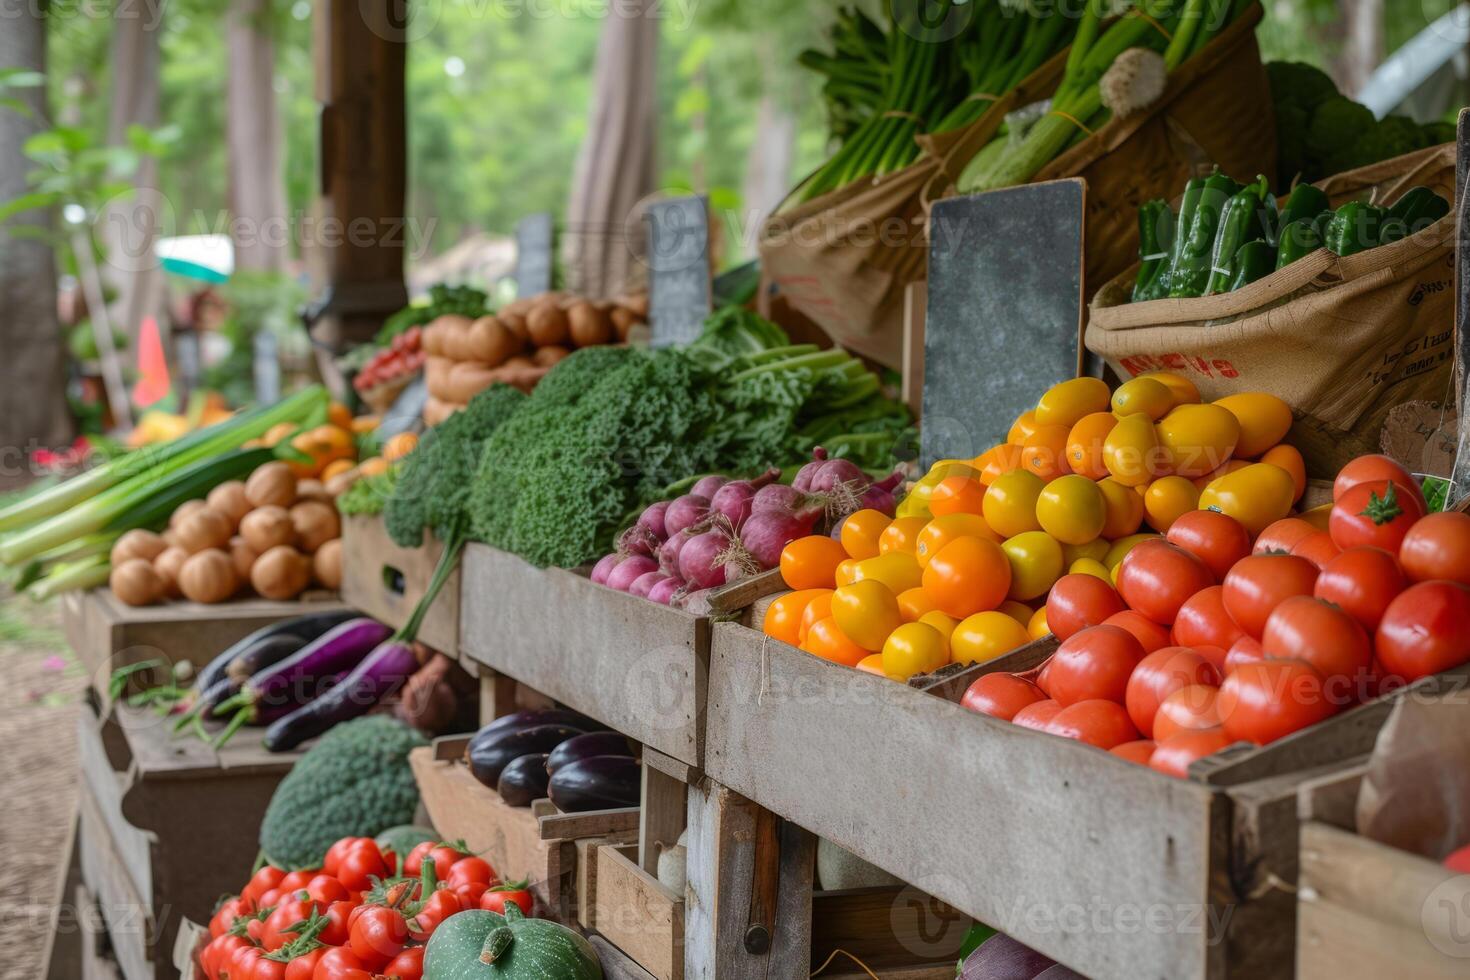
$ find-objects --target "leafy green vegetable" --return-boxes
[374,283,490,347]
[336,468,396,517]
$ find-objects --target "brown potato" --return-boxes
[448,361,499,403]
[525,301,570,347]
[609,305,638,342]
[312,539,343,590]
[567,301,612,348]
[290,500,341,553]
[533,345,570,367]
[616,293,650,318]
[468,316,520,367]
[422,396,459,426]
[425,355,456,400]
[251,545,310,601]
[240,505,296,553]
[244,461,297,509]
[499,311,529,348]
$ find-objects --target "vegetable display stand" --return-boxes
[340,513,460,657]
[459,543,782,769]
[703,619,1453,979]
[72,693,300,979]
[60,587,348,700]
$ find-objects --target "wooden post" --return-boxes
[639,756,687,876]
[1451,109,1470,504]
[478,670,518,726]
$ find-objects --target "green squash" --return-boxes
[423,906,603,980]
[375,824,439,858]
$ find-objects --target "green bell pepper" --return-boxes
[1275,216,1324,270]
[1228,240,1275,291]
[1324,202,1385,256]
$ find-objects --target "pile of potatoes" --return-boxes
[107,461,345,607]
[420,291,648,424]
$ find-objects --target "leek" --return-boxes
[27,554,110,602]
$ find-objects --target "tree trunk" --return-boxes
[0,10,72,460]
[1334,0,1385,97]
[739,92,795,257]
[228,0,289,272]
[563,1,659,298]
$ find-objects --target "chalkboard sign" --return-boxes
[921,179,1086,468]
[646,195,712,347]
[379,375,428,438]
[515,212,555,297]
[252,330,281,405]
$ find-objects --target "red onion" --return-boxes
[709,468,781,531]
[809,456,868,495]
[679,527,733,590]
[664,493,711,537]
[638,500,671,540]
[629,571,668,599]
[658,528,696,578]
[647,576,684,605]
[752,483,804,514]
[792,447,829,493]
[737,507,822,569]
[857,470,905,517]
[690,474,729,499]
[591,553,621,585]
[607,555,658,592]
[617,522,661,558]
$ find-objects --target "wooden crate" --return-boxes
[340,514,459,656]
[62,588,347,699]
[408,735,639,921]
[459,544,780,769]
[702,620,1434,980]
[75,695,299,979]
[1296,762,1470,977]
[583,843,685,980]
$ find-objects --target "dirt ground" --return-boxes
[0,593,85,979]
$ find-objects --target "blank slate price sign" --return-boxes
[921,179,1086,468]
[646,195,712,347]
[515,212,555,297]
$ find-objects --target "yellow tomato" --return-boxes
[929,476,988,517]
[998,600,1034,625]
[878,516,928,555]
[975,444,1026,484]
[851,552,923,594]
[1259,443,1307,502]
[923,459,981,485]
[1197,462,1297,536]
[1300,502,1333,531]
[1028,605,1050,640]
[881,622,949,678]
[897,587,937,622]
[1104,532,1161,570]
[1035,376,1110,428]
[982,469,1044,538]
[915,513,998,567]
[1035,475,1106,545]
[1191,458,1250,490]
[840,509,892,560]
[1065,412,1117,480]
[835,558,861,586]
[1008,410,1041,445]
[1020,424,1071,480]
[1213,392,1293,457]
[831,580,903,652]
[1142,371,1201,405]
[895,492,932,520]
[950,611,1031,665]
[1096,476,1145,539]
[1062,538,1109,565]
[1143,475,1200,532]
[918,611,959,654]
[1001,531,1065,601]
[855,654,893,678]
[1155,403,1241,478]
[1069,557,1113,580]
[1110,376,1175,420]
[1103,412,1163,487]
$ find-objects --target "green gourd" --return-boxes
[424,907,603,980]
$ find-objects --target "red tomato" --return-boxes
[337,840,389,891]
[1399,512,1470,585]
[1260,596,1373,701]
[1167,510,1251,581]
[313,946,371,980]
[1034,659,1053,696]
[348,905,407,969]
[1313,546,1406,632]
[1101,610,1172,653]
[1221,554,1320,638]
[1334,454,1425,510]
[262,895,317,950]
[452,881,492,908]
[241,866,286,907]
[380,946,425,980]
[1115,540,1215,625]
[1011,699,1062,731]
[408,888,463,942]
[1109,739,1158,765]
[1152,684,1222,742]
[318,900,356,947]
[1290,531,1340,570]
[1045,574,1126,640]
[252,956,288,980]
[1045,699,1140,749]
[1149,729,1233,778]
[1217,659,1336,744]
[1445,845,1470,875]
[1124,646,1221,737]
[1171,586,1246,654]
[284,948,324,980]
[404,842,464,880]
[278,869,316,892]
[322,838,362,878]
[209,897,243,938]
[1044,625,1145,705]
[1375,581,1470,682]
[1330,480,1426,552]
[203,934,248,978]
[1224,634,1265,674]
[480,883,535,917]
[305,875,349,907]
[446,857,496,889]
[961,672,1048,721]
[230,944,264,978]
[1253,517,1318,556]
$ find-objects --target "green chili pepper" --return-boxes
[1279,183,1330,229]
[1275,217,1323,270]
[1169,172,1242,299]
[1228,240,1275,291]
[1132,199,1175,303]
[1380,186,1450,243]
[1325,202,1384,256]
[1205,175,1269,295]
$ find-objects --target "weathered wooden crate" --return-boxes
[703,619,1445,980]
[459,544,780,769]
[582,842,685,980]
[61,588,347,699]
[409,735,639,921]
[75,695,299,979]
[340,514,460,656]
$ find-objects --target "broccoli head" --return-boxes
[1307,97,1376,157]
[1378,115,1428,156]
[259,715,427,869]
[1422,120,1456,146]
[1266,61,1339,115]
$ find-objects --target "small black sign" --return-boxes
[515,212,555,297]
[646,195,712,347]
[921,179,1087,467]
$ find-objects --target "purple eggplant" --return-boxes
[546,731,634,775]
[473,709,605,745]
[497,753,551,807]
[195,609,356,694]
[548,755,641,812]
[175,634,309,735]
[261,639,421,752]
[468,724,585,789]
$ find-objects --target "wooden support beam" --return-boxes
[639,759,687,876]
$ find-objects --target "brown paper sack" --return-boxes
[1357,691,1470,860]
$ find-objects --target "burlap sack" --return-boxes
[1084,143,1458,477]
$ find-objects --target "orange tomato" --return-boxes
[920,536,1012,618]
[897,587,937,622]
[878,517,927,555]
[1258,444,1306,502]
[1008,410,1041,446]
[840,509,892,560]
[855,654,891,678]
[358,456,389,477]
[1190,458,1250,491]
[327,402,353,430]
[1028,605,1050,640]
[762,589,830,645]
[320,459,355,482]
[929,476,987,517]
[1021,424,1071,480]
[915,513,998,568]
[975,444,1025,484]
[799,593,834,644]
[1065,412,1117,480]
[801,617,868,667]
[383,431,419,462]
[835,558,861,586]
[780,536,847,590]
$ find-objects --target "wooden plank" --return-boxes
[539,807,641,842]
[705,622,1229,980]
[811,886,971,970]
[591,935,659,980]
[915,634,1058,703]
[640,760,687,875]
[595,844,685,980]
[74,883,125,980]
[704,569,785,617]
[901,281,926,419]
[340,514,458,654]
[76,704,152,907]
[108,703,301,780]
[460,544,708,767]
[644,745,699,785]
[479,669,518,726]
[1297,822,1470,977]
[77,785,154,980]
[1296,761,1368,830]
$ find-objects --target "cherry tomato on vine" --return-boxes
[312,946,371,980]
[322,838,364,878]
[283,947,324,980]
[209,897,244,938]
[251,956,287,980]
[380,946,425,980]
[348,905,407,969]
[336,840,390,891]
[305,874,349,907]
[241,866,286,909]
[446,857,496,889]
[318,899,356,947]
[1329,480,1425,553]
[452,880,493,909]
[408,888,463,942]
[481,883,535,917]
